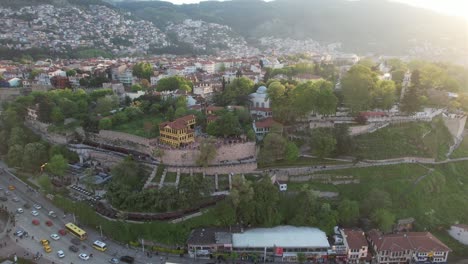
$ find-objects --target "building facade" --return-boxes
[341,229,368,264]
[159,115,196,147]
[368,230,451,264]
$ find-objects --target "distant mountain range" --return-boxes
[1,0,467,58]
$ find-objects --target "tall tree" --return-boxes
[22,142,48,172]
[371,209,395,233]
[252,177,281,226]
[132,62,153,80]
[7,144,24,168]
[46,154,68,177]
[310,129,336,159]
[338,199,360,226]
[373,80,397,110]
[341,65,378,112]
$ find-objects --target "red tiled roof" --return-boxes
[255,117,281,129]
[343,229,367,250]
[368,230,451,252]
[159,115,195,130]
[206,106,223,112]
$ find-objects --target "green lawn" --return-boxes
[451,136,468,159]
[260,157,350,169]
[112,115,163,138]
[165,171,177,183]
[218,174,230,191]
[354,119,452,160]
[152,165,165,183]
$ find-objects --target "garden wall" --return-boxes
[160,142,256,166]
[169,162,257,175]
[86,130,153,155]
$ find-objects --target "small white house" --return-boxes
[448,224,468,245]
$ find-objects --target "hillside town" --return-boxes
[0,5,168,55]
[1,47,467,264]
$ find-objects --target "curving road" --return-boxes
[0,161,213,264]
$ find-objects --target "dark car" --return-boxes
[69,245,79,253]
[119,256,134,264]
[0,196,7,202]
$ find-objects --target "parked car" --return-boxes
[50,234,60,240]
[69,245,79,253]
[0,196,7,202]
[12,197,19,202]
[16,208,23,214]
[46,220,53,227]
[120,256,134,264]
[14,230,24,237]
[109,258,119,264]
[43,245,52,253]
[57,250,65,258]
[8,185,15,190]
[48,211,57,218]
[79,253,90,261]
[31,210,39,216]
[40,239,50,246]
[33,204,42,210]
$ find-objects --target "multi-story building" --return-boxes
[159,115,196,147]
[341,229,368,263]
[368,230,451,264]
[253,117,282,140]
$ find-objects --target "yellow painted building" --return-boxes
[159,115,196,147]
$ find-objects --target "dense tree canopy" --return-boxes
[132,62,153,80]
[156,76,192,92]
[214,77,254,106]
[341,64,378,113]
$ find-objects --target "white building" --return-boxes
[117,69,134,86]
[48,69,67,77]
[232,226,330,262]
[193,83,214,98]
[250,86,272,118]
[448,224,468,245]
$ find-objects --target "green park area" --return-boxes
[353,118,452,160]
[451,136,468,159]
[112,115,163,138]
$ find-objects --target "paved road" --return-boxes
[0,161,222,264]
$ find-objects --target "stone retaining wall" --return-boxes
[87,130,153,155]
[160,142,256,166]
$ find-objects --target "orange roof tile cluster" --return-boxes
[159,115,195,130]
[342,229,367,250]
[368,230,451,252]
[255,117,281,129]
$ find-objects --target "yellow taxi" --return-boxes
[40,239,50,246]
[8,185,15,191]
[43,244,52,253]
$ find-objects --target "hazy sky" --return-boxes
[162,0,468,19]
